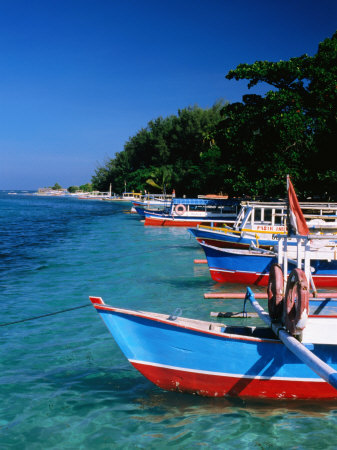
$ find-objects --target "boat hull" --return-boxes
[200,243,337,288]
[145,216,231,227]
[189,227,277,249]
[134,206,146,218]
[131,361,336,398]
[91,301,337,399]
[142,198,239,227]
[144,212,235,227]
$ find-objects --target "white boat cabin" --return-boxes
[122,192,143,201]
[233,201,337,234]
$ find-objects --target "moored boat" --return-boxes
[143,198,241,227]
[131,195,172,215]
[77,191,111,200]
[89,289,337,399]
[198,239,337,287]
[189,200,337,250]
[102,192,143,203]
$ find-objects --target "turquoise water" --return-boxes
[1,192,337,449]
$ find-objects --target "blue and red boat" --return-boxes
[189,224,280,249]
[89,288,337,399]
[130,195,172,215]
[142,197,240,226]
[198,240,337,287]
[189,200,337,250]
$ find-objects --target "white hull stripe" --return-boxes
[209,268,265,276]
[129,359,323,383]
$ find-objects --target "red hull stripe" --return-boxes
[209,269,337,288]
[209,268,270,286]
[131,360,337,399]
[144,217,227,227]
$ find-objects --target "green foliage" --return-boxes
[92,102,225,195]
[68,185,79,193]
[51,183,62,190]
[68,184,92,193]
[215,31,337,199]
[91,32,337,200]
[146,166,175,193]
[79,183,93,192]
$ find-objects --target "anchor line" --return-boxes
[0,304,91,327]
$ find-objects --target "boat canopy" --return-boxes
[172,198,239,207]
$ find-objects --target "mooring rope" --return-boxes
[0,304,91,327]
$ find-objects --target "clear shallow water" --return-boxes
[1,192,337,449]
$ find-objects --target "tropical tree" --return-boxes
[91,102,226,195]
[51,183,62,190]
[68,185,79,193]
[91,33,337,199]
[213,31,337,199]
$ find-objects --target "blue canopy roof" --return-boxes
[172,198,239,206]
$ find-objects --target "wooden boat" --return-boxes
[143,198,240,227]
[77,191,111,200]
[198,238,337,287]
[189,201,337,250]
[89,282,337,399]
[102,192,143,203]
[131,195,172,215]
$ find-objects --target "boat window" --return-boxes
[254,209,261,222]
[264,209,272,223]
[189,205,206,212]
[274,209,285,225]
[209,206,223,213]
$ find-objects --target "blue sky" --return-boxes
[0,0,336,190]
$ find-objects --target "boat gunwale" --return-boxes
[93,303,282,344]
[195,224,286,236]
[200,241,277,257]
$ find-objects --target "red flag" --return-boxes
[287,175,309,235]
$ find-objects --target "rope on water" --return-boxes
[0,304,91,327]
